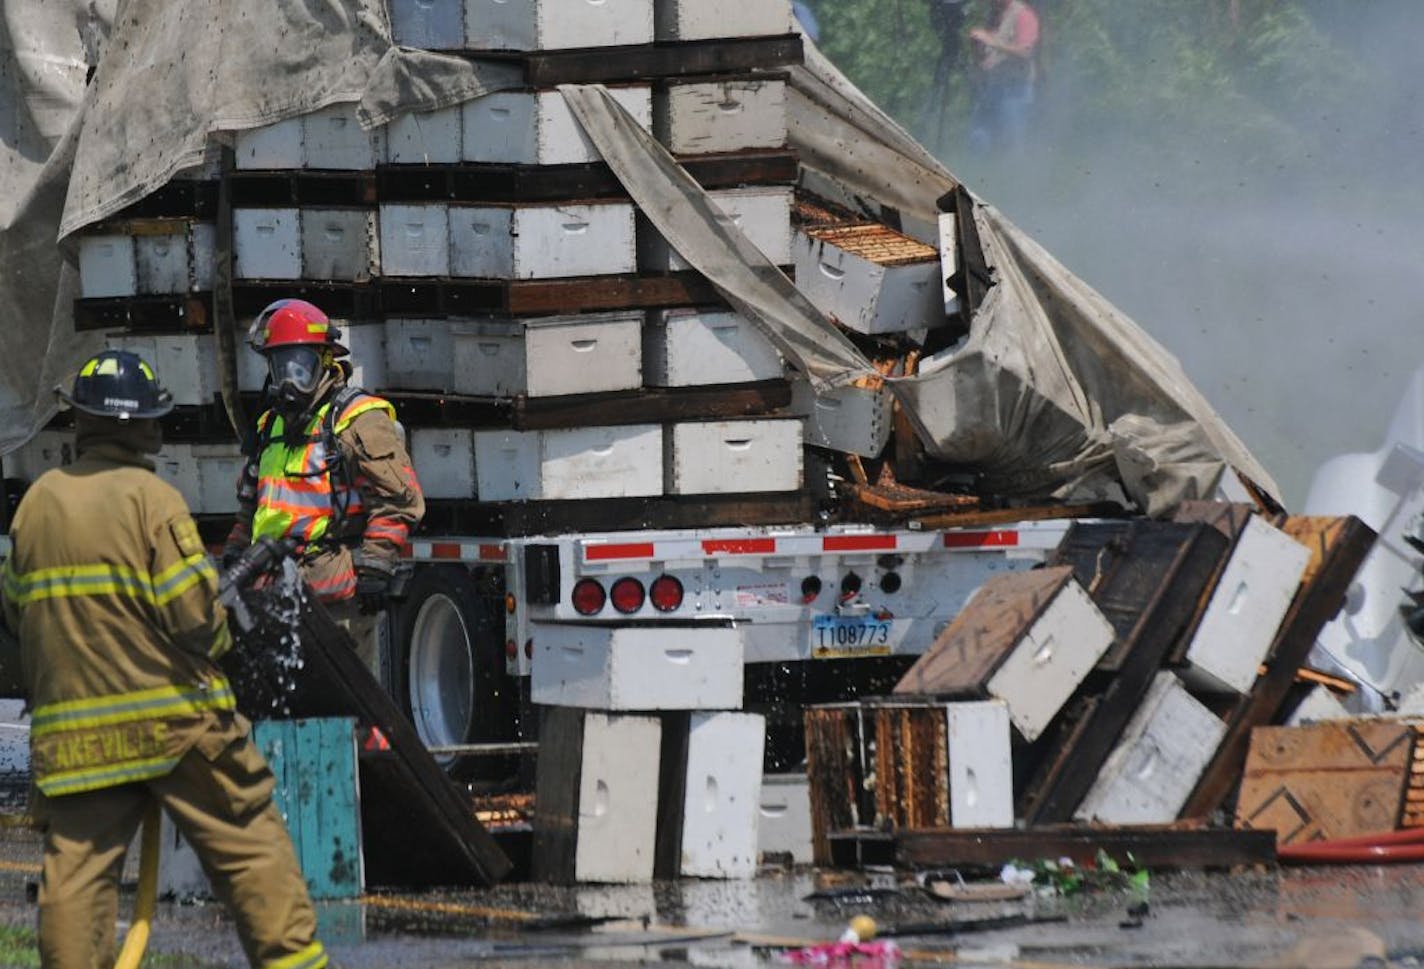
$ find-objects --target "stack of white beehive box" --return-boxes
[46,0,819,523]
[529,622,766,882]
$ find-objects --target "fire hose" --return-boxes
[115,537,298,967]
[1278,825,1424,864]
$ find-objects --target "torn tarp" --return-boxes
[564,76,1280,515]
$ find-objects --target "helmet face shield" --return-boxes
[267,346,325,400]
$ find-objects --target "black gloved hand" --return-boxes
[220,543,245,571]
[354,557,395,615]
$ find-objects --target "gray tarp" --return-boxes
[566,50,1281,514]
[0,0,518,453]
[1,0,1278,514]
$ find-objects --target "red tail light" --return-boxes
[649,575,684,612]
[610,577,645,614]
[572,578,606,615]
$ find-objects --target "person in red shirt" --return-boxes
[968,0,1041,153]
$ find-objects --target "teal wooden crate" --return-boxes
[253,717,363,899]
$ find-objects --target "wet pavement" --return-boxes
[2,821,1424,969]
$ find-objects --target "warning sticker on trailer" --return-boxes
[736,583,790,608]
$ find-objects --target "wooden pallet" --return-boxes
[377,148,797,204]
[229,171,378,207]
[508,35,802,86]
[74,295,213,332]
[388,380,792,431]
[107,179,219,222]
[420,491,818,537]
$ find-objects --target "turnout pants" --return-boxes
[35,715,326,969]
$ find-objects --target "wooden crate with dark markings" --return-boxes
[1236,720,1416,844]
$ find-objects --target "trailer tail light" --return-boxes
[800,575,822,604]
[572,578,606,615]
[505,639,518,659]
[839,571,863,603]
[610,577,646,614]
[650,575,684,612]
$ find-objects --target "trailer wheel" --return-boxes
[392,566,512,777]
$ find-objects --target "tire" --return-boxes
[390,566,514,778]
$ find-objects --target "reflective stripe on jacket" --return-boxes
[1,441,235,796]
[251,394,395,548]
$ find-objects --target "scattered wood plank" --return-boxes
[890,823,1276,870]
[804,706,865,867]
[1180,515,1377,818]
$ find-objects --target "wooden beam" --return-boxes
[517,35,803,86]
[421,491,817,537]
[908,501,1126,531]
[227,596,512,887]
[1180,515,1377,819]
[378,149,798,204]
[891,824,1276,870]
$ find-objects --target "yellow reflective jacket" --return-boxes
[1,440,234,796]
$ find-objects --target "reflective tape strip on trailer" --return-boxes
[402,541,507,562]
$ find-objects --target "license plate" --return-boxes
[812,615,893,659]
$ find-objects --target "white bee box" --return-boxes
[300,209,379,281]
[384,320,456,390]
[1180,517,1312,695]
[789,380,892,458]
[378,204,450,277]
[103,333,220,406]
[946,700,1014,828]
[78,235,137,298]
[653,78,787,155]
[793,225,944,335]
[757,773,812,864]
[4,431,77,482]
[461,86,651,166]
[389,0,465,49]
[468,0,653,51]
[235,105,384,170]
[153,443,201,510]
[534,710,662,885]
[1075,672,1226,824]
[640,186,791,272]
[1286,685,1353,726]
[531,623,743,710]
[644,309,784,387]
[235,117,304,169]
[384,106,463,164]
[409,428,476,499]
[450,312,642,398]
[450,202,636,279]
[654,0,791,40]
[474,424,663,501]
[193,444,246,515]
[135,223,217,294]
[233,209,301,280]
[680,712,765,879]
[235,321,386,392]
[666,420,802,495]
[340,323,388,391]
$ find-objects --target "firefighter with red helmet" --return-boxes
[3,351,326,969]
[224,299,425,669]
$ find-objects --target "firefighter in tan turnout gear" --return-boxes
[224,298,425,668]
[1,351,326,969]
